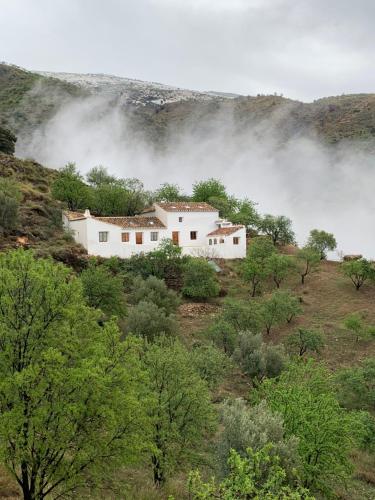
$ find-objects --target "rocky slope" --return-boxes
[1,63,375,149]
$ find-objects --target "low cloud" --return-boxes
[17,92,375,259]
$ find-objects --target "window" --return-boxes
[209,239,212,245]
[99,231,108,242]
[136,232,143,244]
[150,231,158,242]
[179,216,183,222]
[190,231,197,240]
[220,238,225,244]
[121,232,130,242]
[214,238,217,245]
[233,237,240,245]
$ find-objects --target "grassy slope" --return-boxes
[0,64,86,135]
[0,153,86,267]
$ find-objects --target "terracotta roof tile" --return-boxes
[94,216,166,229]
[207,226,244,236]
[64,210,86,221]
[156,202,218,212]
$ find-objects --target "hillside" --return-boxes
[0,153,86,268]
[0,154,374,498]
[1,64,375,152]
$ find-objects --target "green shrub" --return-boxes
[128,275,180,314]
[182,258,220,300]
[80,263,126,317]
[127,301,177,340]
[0,178,22,232]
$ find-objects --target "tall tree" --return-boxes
[192,178,227,203]
[307,229,337,260]
[51,162,90,211]
[242,237,275,296]
[0,250,149,500]
[255,361,353,495]
[143,338,215,485]
[258,214,295,246]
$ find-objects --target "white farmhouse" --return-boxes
[63,202,246,259]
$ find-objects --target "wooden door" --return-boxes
[172,231,179,246]
[136,232,143,244]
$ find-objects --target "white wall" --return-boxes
[65,209,246,259]
[63,214,88,248]
[206,227,247,258]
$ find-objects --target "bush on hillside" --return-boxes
[80,262,126,318]
[232,332,286,384]
[0,125,16,154]
[182,258,220,300]
[127,300,177,340]
[0,177,22,232]
[128,275,180,314]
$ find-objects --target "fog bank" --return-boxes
[17,94,375,259]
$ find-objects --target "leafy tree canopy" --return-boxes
[307,229,337,260]
[286,328,325,357]
[258,214,295,246]
[143,337,216,485]
[341,258,375,290]
[0,249,149,500]
[254,360,354,495]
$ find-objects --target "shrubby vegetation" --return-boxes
[143,337,216,485]
[80,260,126,317]
[0,250,149,499]
[233,332,286,384]
[216,399,300,479]
[0,177,22,232]
[2,164,375,499]
[182,258,220,300]
[254,361,354,496]
[188,445,312,499]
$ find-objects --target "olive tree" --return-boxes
[295,247,321,285]
[232,332,286,384]
[217,399,300,478]
[286,328,325,356]
[307,229,337,260]
[127,301,177,340]
[266,253,295,288]
[258,214,295,246]
[128,275,180,315]
[260,291,302,334]
[341,258,374,290]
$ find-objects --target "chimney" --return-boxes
[84,209,91,218]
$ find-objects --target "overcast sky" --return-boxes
[1,0,374,101]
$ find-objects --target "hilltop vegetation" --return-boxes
[1,63,375,150]
[0,153,375,499]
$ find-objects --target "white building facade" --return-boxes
[63,202,247,259]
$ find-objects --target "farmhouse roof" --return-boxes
[94,216,166,229]
[64,211,165,229]
[143,202,218,213]
[64,210,86,221]
[207,226,244,236]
